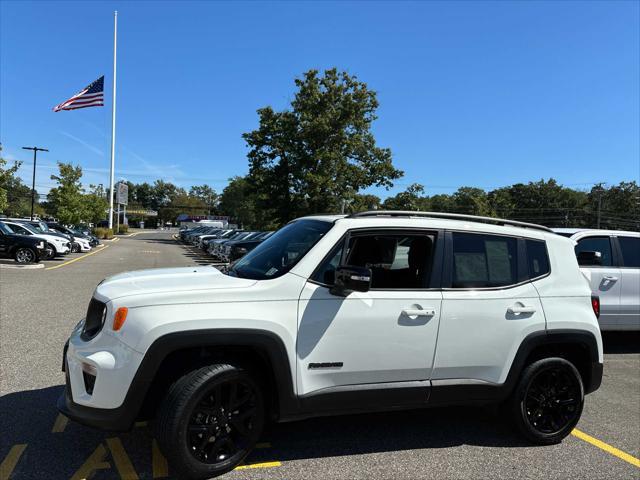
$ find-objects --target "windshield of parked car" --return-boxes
[229,219,333,280]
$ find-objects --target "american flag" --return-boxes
[53,76,104,112]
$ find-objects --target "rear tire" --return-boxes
[155,364,264,479]
[509,357,584,445]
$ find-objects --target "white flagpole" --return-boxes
[108,10,118,229]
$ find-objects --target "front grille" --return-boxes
[81,298,107,341]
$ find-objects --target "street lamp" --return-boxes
[21,146,49,220]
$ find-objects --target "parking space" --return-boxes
[1,231,638,480]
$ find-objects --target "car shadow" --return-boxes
[1,385,530,480]
[602,331,640,354]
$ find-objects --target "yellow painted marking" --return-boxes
[70,444,111,480]
[105,438,139,479]
[0,444,27,480]
[45,245,110,270]
[151,440,169,478]
[234,461,281,471]
[255,442,272,448]
[572,428,640,468]
[51,414,68,433]
[134,421,148,428]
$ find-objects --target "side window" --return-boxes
[526,239,550,279]
[311,233,435,289]
[10,225,30,235]
[451,233,518,288]
[575,237,613,267]
[618,236,640,268]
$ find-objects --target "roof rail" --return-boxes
[346,210,553,233]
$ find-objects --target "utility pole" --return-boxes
[21,146,49,220]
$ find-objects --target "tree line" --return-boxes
[1,68,638,230]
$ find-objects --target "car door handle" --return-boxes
[402,308,436,317]
[603,275,618,282]
[507,305,537,314]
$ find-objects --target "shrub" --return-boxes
[118,225,129,234]
[93,227,114,239]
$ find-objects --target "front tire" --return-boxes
[156,364,264,479]
[14,247,38,264]
[509,357,584,445]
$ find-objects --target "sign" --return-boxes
[116,182,128,205]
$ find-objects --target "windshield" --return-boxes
[230,219,333,280]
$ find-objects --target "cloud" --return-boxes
[59,131,105,157]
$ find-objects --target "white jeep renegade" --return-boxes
[58,211,604,479]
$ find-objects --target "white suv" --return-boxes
[59,212,603,479]
[554,228,640,331]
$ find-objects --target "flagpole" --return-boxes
[108,10,118,230]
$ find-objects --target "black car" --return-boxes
[47,222,100,247]
[0,221,46,263]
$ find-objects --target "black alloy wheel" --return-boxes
[44,244,56,259]
[510,357,584,444]
[187,378,259,464]
[156,363,264,479]
[524,366,581,434]
[14,247,37,264]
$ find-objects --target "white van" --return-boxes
[554,228,640,331]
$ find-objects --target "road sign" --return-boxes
[116,182,128,205]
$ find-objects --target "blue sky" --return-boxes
[1,0,638,200]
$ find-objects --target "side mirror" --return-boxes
[331,265,372,295]
[577,251,602,266]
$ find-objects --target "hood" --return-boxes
[95,266,257,301]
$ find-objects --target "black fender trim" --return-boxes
[428,328,603,406]
[57,328,297,432]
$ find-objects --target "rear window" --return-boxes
[451,233,518,288]
[618,236,640,268]
[526,239,550,279]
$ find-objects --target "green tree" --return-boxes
[452,187,493,216]
[159,193,207,224]
[47,162,86,224]
[83,184,108,224]
[589,182,640,230]
[382,183,427,211]
[189,184,219,214]
[0,146,22,213]
[218,176,262,228]
[348,193,381,213]
[243,68,403,226]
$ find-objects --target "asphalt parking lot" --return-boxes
[0,231,638,480]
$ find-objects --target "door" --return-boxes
[297,230,443,399]
[575,236,621,329]
[433,232,546,384]
[616,235,640,330]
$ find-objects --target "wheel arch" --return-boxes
[131,329,298,425]
[506,329,602,395]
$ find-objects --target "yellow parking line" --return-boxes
[0,444,27,480]
[234,461,281,471]
[151,440,169,478]
[105,438,139,479]
[51,414,68,433]
[572,428,640,468]
[45,245,109,270]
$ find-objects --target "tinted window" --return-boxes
[526,239,550,278]
[312,233,435,289]
[575,237,612,267]
[8,224,31,235]
[618,236,640,268]
[452,233,518,288]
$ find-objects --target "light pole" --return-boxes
[21,146,49,220]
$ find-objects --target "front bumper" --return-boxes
[57,324,146,431]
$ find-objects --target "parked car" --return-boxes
[17,219,90,253]
[221,231,272,262]
[47,222,100,248]
[1,220,71,259]
[59,211,603,479]
[228,231,274,262]
[554,228,640,331]
[199,229,237,250]
[207,231,254,259]
[0,221,46,263]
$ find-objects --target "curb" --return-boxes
[0,262,45,270]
